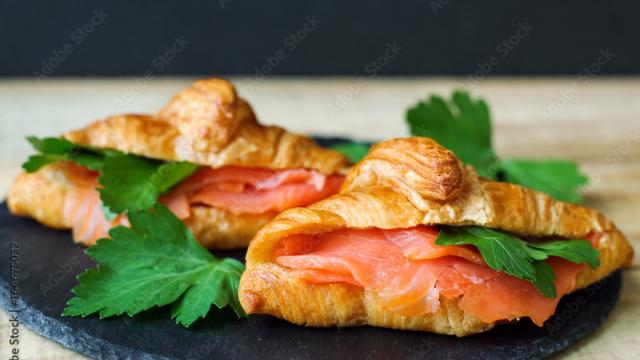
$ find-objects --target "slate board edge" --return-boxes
[0,271,623,360]
[0,279,169,360]
[528,271,622,359]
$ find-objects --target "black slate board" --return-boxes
[0,138,624,360]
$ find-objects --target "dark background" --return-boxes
[1,0,638,77]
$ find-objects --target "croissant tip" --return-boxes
[240,290,264,314]
[344,137,465,201]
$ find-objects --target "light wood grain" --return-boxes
[0,77,638,359]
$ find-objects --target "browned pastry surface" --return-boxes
[240,137,634,336]
[7,78,349,249]
[63,78,348,175]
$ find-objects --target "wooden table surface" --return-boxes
[0,77,638,359]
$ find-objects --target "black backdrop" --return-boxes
[1,0,638,76]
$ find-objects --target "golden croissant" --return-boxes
[239,137,633,336]
[8,78,349,249]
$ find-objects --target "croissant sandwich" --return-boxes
[7,78,349,249]
[239,137,633,336]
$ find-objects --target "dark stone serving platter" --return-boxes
[0,138,623,360]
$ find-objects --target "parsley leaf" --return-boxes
[63,204,246,327]
[23,137,105,172]
[531,262,557,298]
[405,91,590,203]
[407,91,499,178]
[435,226,600,298]
[529,240,600,269]
[437,227,538,281]
[98,155,198,213]
[27,136,75,153]
[22,136,198,214]
[23,154,67,172]
[330,142,371,163]
[152,161,201,193]
[499,159,589,204]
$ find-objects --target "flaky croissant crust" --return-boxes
[8,78,349,249]
[63,78,348,175]
[240,137,634,336]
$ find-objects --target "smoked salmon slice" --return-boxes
[62,163,128,245]
[275,226,586,326]
[62,163,344,245]
[163,166,344,214]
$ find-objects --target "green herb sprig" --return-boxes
[22,137,198,214]
[62,204,245,327]
[407,91,589,203]
[330,142,370,163]
[331,91,589,203]
[435,226,600,298]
